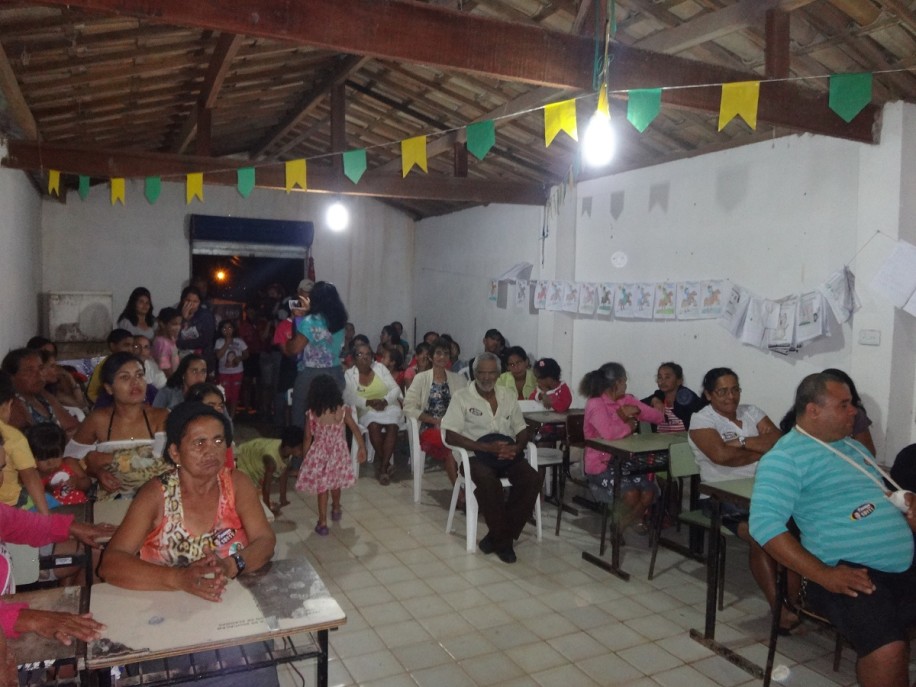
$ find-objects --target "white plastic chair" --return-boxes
[349,407,368,475]
[441,431,542,552]
[407,417,426,503]
[6,543,40,591]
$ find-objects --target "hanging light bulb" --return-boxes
[326,199,349,232]
[583,84,616,168]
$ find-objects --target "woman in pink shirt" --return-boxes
[580,362,664,536]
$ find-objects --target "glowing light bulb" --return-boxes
[583,110,616,168]
[326,201,349,232]
[215,270,227,282]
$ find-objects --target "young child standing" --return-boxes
[152,307,182,377]
[297,374,366,536]
[235,426,304,514]
[25,423,91,507]
[214,320,249,418]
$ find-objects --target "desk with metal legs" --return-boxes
[582,432,686,581]
[688,478,763,680]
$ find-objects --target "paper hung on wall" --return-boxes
[740,297,776,348]
[533,281,548,310]
[700,281,727,318]
[515,280,529,310]
[795,291,825,343]
[578,283,598,314]
[488,280,498,302]
[676,281,702,320]
[614,284,637,318]
[870,241,916,309]
[632,284,655,319]
[597,283,614,315]
[718,283,750,336]
[819,267,859,323]
[562,282,580,313]
[546,281,564,311]
[768,296,798,350]
[654,282,676,320]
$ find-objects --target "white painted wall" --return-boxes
[412,203,544,361]
[415,102,916,459]
[0,142,42,355]
[40,182,415,345]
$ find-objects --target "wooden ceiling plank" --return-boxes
[173,32,242,153]
[33,0,880,144]
[634,0,779,54]
[251,54,370,159]
[0,39,38,138]
[2,140,547,204]
[765,9,791,78]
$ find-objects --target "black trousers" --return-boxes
[468,456,543,550]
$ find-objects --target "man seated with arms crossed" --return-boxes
[441,352,543,564]
[750,372,916,687]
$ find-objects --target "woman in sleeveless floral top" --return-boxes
[99,402,274,601]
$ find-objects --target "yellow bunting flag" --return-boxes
[186,173,204,204]
[401,136,428,177]
[285,159,307,193]
[544,99,578,147]
[110,178,125,206]
[48,170,60,196]
[718,81,760,131]
[597,84,610,118]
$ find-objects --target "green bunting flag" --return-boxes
[343,149,367,185]
[466,120,495,160]
[237,167,255,198]
[78,175,90,200]
[829,73,872,123]
[144,176,161,204]
[626,88,661,133]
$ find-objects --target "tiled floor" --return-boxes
[262,444,877,687]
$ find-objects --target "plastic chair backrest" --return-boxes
[669,442,700,480]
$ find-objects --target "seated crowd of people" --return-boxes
[2,278,916,687]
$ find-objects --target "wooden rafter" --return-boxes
[0,39,37,139]
[2,140,547,205]
[32,0,880,144]
[173,32,242,154]
[251,54,369,159]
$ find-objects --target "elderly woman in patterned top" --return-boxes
[99,402,274,599]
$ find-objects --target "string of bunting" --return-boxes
[43,68,901,206]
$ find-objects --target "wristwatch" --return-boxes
[738,436,747,448]
[230,552,246,578]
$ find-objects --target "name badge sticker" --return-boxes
[469,408,483,416]
[851,503,875,520]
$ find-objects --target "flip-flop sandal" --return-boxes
[331,509,343,522]
[314,523,329,536]
[386,462,395,476]
[379,473,390,486]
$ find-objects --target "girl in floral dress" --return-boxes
[296,375,366,535]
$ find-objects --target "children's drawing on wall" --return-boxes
[534,280,548,310]
[546,280,564,311]
[614,284,636,318]
[768,296,798,349]
[718,283,749,336]
[676,281,701,319]
[795,291,825,343]
[578,283,598,314]
[654,282,676,319]
[700,280,726,318]
[562,282,579,313]
[820,267,858,323]
[597,283,614,315]
[515,280,529,310]
[488,280,498,302]
[633,283,655,319]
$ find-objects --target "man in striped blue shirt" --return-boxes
[750,372,916,687]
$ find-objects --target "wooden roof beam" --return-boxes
[173,32,242,154]
[0,39,38,139]
[251,54,369,159]
[35,0,879,143]
[2,140,547,205]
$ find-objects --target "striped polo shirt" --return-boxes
[750,429,914,572]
